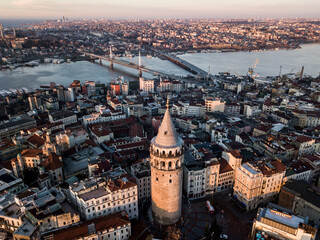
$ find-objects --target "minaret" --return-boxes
[150,96,184,225]
[13,27,16,37]
[0,24,4,39]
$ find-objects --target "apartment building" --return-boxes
[205,97,225,113]
[252,204,317,240]
[233,160,286,211]
[68,177,138,220]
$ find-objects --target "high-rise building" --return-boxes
[111,83,121,95]
[56,86,65,101]
[122,83,129,95]
[84,81,96,97]
[139,77,154,96]
[150,97,184,225]
[28,95,39,110]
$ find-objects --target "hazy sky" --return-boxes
[0,0,319,19]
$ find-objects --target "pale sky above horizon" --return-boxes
[0,0,319,19]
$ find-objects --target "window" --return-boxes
[169,179,172,183]
[156,178,158,181]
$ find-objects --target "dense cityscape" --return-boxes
[0,14,319,240]
[1,18,320,68]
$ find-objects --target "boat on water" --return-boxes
[52,59,65,64]
[25,60,40,67]
[0,65,10,70]
[44,58,53,63]
[147,55,152,59]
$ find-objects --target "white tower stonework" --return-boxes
[150,97,184,225]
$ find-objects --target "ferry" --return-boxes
[52,59,65,64]
[25,60,40,67]
[44,58,53,63]
[147,55,152,59]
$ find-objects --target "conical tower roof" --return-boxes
[153,97,181,148]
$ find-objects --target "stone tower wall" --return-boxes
[150,151,183,225]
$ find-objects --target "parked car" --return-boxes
[206,200,214,214]
[220,234,228,239]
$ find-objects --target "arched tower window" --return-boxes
[169,161,172,169]
[176,160,180,168]
[161,162,165,168]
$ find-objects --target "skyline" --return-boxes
[1,0,320,20]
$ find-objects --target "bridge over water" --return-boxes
[81,51,211,80]
[158,52,210,77]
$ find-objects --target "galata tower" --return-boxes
[150,97,184,225]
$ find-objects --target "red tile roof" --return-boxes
[39,153,63,170]
[219,159,233,174]
[27,134,45,147]
[21,149,42,158]
[43,212,129,240]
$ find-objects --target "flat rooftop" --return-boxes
[260,208,306,229]
[242,163,260,175]
[63,147,104,177]
[14,220,36,237]
[79,187,109,201]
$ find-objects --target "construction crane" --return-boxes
[234,71,244,79]
[248,58,259,75]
